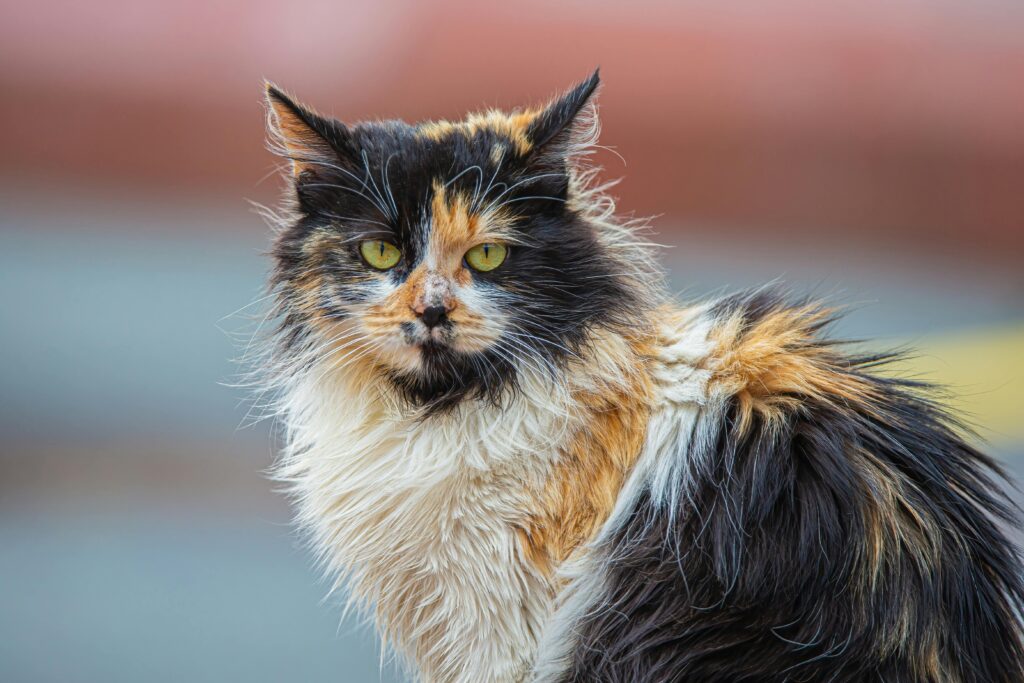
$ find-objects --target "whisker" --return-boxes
[289,156,395,219]
[219,292,277,323]
[484,172,564,213]
[382,152,400,218]
[478,156,505,211]
[504,329,581,361]
[445,164,483,190]
[320,212,393,231]
[493,195,566,211]
[302,183,392,220]
[362,150,395,221]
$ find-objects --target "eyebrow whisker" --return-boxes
[382,152,401,218]
[361,150,396,221]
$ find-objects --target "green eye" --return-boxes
[464,243,507,272]
[359,240,401,270]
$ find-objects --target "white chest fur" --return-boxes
[276,367,580,682]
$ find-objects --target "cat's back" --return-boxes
[537,290,1024,682]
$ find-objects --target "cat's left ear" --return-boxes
[525,69,601,169]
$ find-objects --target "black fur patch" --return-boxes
[560,293,1024,682]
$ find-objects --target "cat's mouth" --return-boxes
[401,321,453,349]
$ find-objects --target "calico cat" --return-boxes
[258,71,1024,682]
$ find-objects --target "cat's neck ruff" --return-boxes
[275,327,644,682]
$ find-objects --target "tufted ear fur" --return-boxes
[525,69,601,171]
[264,82,355,178]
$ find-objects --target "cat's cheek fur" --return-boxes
[446,281,507,354]
[342,281,419,372]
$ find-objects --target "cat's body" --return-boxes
[260,73,1024,682]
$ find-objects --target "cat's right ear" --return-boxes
[264,83,352,178]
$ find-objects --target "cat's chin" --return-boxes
[416,338,448,352]
[374,336,459,377]
[417,338,472,365]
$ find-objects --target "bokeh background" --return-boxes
[1,1,1022,681]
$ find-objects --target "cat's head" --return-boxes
[264,71,659,413]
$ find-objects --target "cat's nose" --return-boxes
[418,305,449,329]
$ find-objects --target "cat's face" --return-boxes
[267,72,653,411]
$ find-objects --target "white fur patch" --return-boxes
[530,306,717,681]
[276,344,630,681]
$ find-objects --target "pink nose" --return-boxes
[409,270,456,324]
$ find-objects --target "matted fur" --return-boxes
[255,74,1024,682]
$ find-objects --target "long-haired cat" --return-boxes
[258,71,1024,682]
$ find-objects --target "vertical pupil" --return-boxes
[378,242,385,257]
[483,245,490,259]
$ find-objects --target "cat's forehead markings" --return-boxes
[428,181,517,266]
[429,182,480,263]
[417,109,539,156]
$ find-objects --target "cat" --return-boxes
[258,71,1024,682]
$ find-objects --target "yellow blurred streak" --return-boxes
[880,326,1024,444]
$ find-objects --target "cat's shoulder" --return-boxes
[644,288,863,414]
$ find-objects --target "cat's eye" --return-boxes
[464,243,507,272]
[359,240,401,270]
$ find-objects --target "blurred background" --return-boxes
[1,1,1021,681]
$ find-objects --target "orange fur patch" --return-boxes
[519,341,653,575]
[418,109,539,155]
[358,265,423,344]
[709,305,877,435]
[429,182,518,267]
[430,182,482,266]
